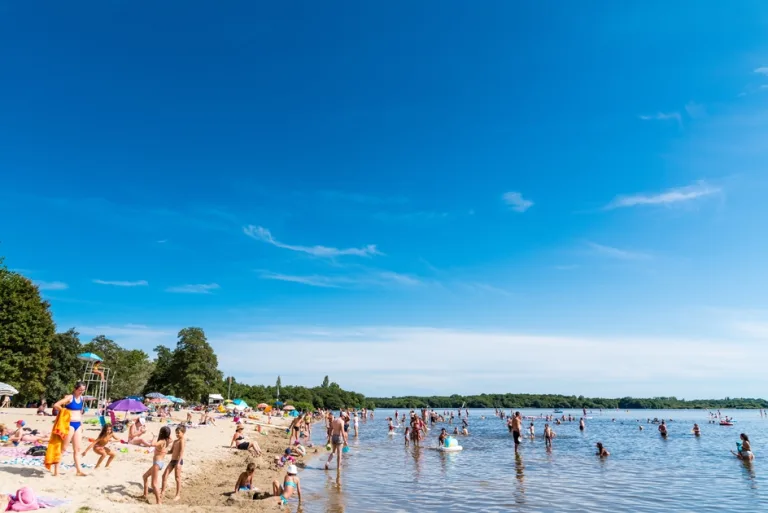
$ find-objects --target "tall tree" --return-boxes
[44,328,83,402]
[0,262,55,402]
[143,345,176,395]
[172,328,222,402]
[321,375,329,388]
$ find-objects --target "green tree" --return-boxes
[322,375,329,388]
[144,345,176,395]
[276,375,282,391]
[44,328,83,402]
[172,328,222,402]
[0,262,55,402]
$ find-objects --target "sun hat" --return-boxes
[286,464,298,475]
[16,420,25,427]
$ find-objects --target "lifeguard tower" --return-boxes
[78,352,110,416]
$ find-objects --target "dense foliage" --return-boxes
[222,377,371,411]
[0,261,55,401]
[368,394,768,410]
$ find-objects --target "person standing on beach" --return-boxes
[325,413,347,470]
[161,424,186,501]
[511,412,523,453]
[51,381,88,476]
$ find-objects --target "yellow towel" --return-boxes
[44,409,70,469]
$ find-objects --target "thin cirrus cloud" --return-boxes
[604,181,720,210]
[258,270,421,288]
[93,279,149,287]
[244,225,381,258]
[586,242,651,260]
[34,280,69,291]
[638,112,682,126]
[165,283,220,294]
[754,67,768,76]
[502,191,534,212]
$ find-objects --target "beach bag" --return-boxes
[26,446,47,457]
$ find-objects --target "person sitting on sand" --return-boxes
[186,411,193,425]
[596,442,610,457]
[693,424,701,437]
[235,462,256,492]
[128,417,154,447]
[143,426,172,505]
[231,425,261,456]
[732,433,754,462]
[9,420,46,444]
[272,464,301,506]
[82,424,120,468]
[36,401,49,416]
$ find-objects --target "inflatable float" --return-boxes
[720,421,734,426]
[437,436,463,452]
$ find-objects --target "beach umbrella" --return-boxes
[127,395,143,401]
[257,403,268,409]
[232,399,248,409]
[274,400,284,407]
[107,398,148,412]
[288,410,299,417]
[0,383,19,396]
[77,352,103,362]
[149,397,171,405]
[145,392,166,399]
[166,396,184,404]
[283,405,295,411]
[232,398,246,405]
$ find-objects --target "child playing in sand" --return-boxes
[143,426,171,505]
[82,424,120,468]
[161,425,186,501]
[235,462,256,492]
[272,464,301,506]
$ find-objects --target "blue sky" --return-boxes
[3,2,768,398]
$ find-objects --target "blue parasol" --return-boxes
[77,352,103,362]
[145,392,166,399]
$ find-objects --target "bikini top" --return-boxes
[65,395,83,411]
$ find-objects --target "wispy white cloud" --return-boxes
[754,67,768,76]
[258,270,421,289]
[587,242,651,260]
[244,225,382,258]
[165,283,220,294]
[35,280,68,291]
[502,191,534,213]
[93,279,149,287]
[604,181,720,210]
[639,111,682,126]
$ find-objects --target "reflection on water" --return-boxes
[299,409,768,512]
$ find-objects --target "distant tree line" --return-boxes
[367,394,768,410]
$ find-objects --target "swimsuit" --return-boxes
[154,461,165,470]
[331,434,343,445]
[168,459,183,469]
[65,395,83,431]
[512,430,521,445]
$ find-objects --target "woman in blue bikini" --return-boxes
[53,381,88,476]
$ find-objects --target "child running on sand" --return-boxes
[143,426,172,505]
[161,425,186,501]
[235,462,256,492]
[82,424,120,468]
[272,464,301,506]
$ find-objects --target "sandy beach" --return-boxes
[0,408,316,512]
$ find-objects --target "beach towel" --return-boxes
[43,409,69,470]
[3,488,69,511]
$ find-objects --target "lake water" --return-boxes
[296,408,768,512]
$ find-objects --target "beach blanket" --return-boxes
[4,489,71,509]
[1,457,93,469]
[44,409,69,470]
[0,448,30,458]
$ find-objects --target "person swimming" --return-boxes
[693,424,701,437]
[596,442,609,457]
[732,433,754,462]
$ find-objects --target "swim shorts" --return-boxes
[168,459,184,469]
[513,431,521,445]
[331,434,343,445]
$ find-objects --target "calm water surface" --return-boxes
[295,409,767,512]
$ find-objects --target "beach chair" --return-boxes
[108,410,126,432]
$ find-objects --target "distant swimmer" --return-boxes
[579,418,585,432]
[404,427,410,447]
[659,420,668,438]
[461,427,469,436]
[596,442,610,457]
[453,427,459,435]
[544,423,555,449]
[693,424,701,437]
[732,433,754,462]
[528,422,535,439]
